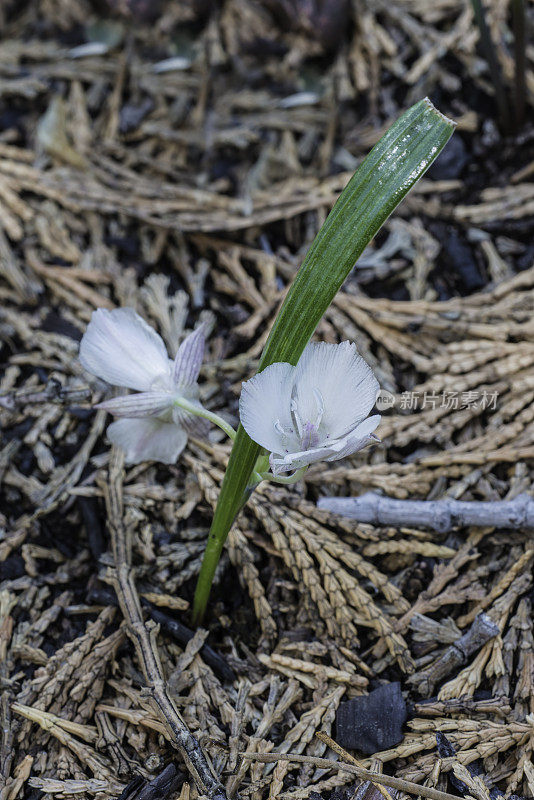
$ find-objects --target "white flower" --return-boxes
[239,341,381,475]
[79,308,208,464]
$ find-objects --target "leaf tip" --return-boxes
[422,97,457,128]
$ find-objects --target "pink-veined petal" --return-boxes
[172,402,210,437]
[96,392,172,418]
[107,418,187,464]
[79,308,170,391]
[173,324,206,388]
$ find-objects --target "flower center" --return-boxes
[274,388,325,452]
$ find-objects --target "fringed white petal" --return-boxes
[294,341,379,440]
[269,415,381,474]
[79,308,170,391]
[173,325,205,388]
[107,418,187,464]
[239,362,295,452]
[96,392,172,418]
[323,415,381,462]
[269,437,346,475]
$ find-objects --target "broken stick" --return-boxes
[103,447,227,800]
[318,491,534,531]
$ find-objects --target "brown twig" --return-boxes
[103,447,227,799]
[240,747,462,800]
[408,613,499,696]
[315,731,392,800]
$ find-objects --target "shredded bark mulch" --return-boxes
[1,1,533,799]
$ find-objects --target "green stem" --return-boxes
[172,397,237,441]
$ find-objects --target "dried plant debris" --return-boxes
[1,1,534,799]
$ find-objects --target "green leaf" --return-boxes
[193,98,455,622]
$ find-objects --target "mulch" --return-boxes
[0,1,533,799]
